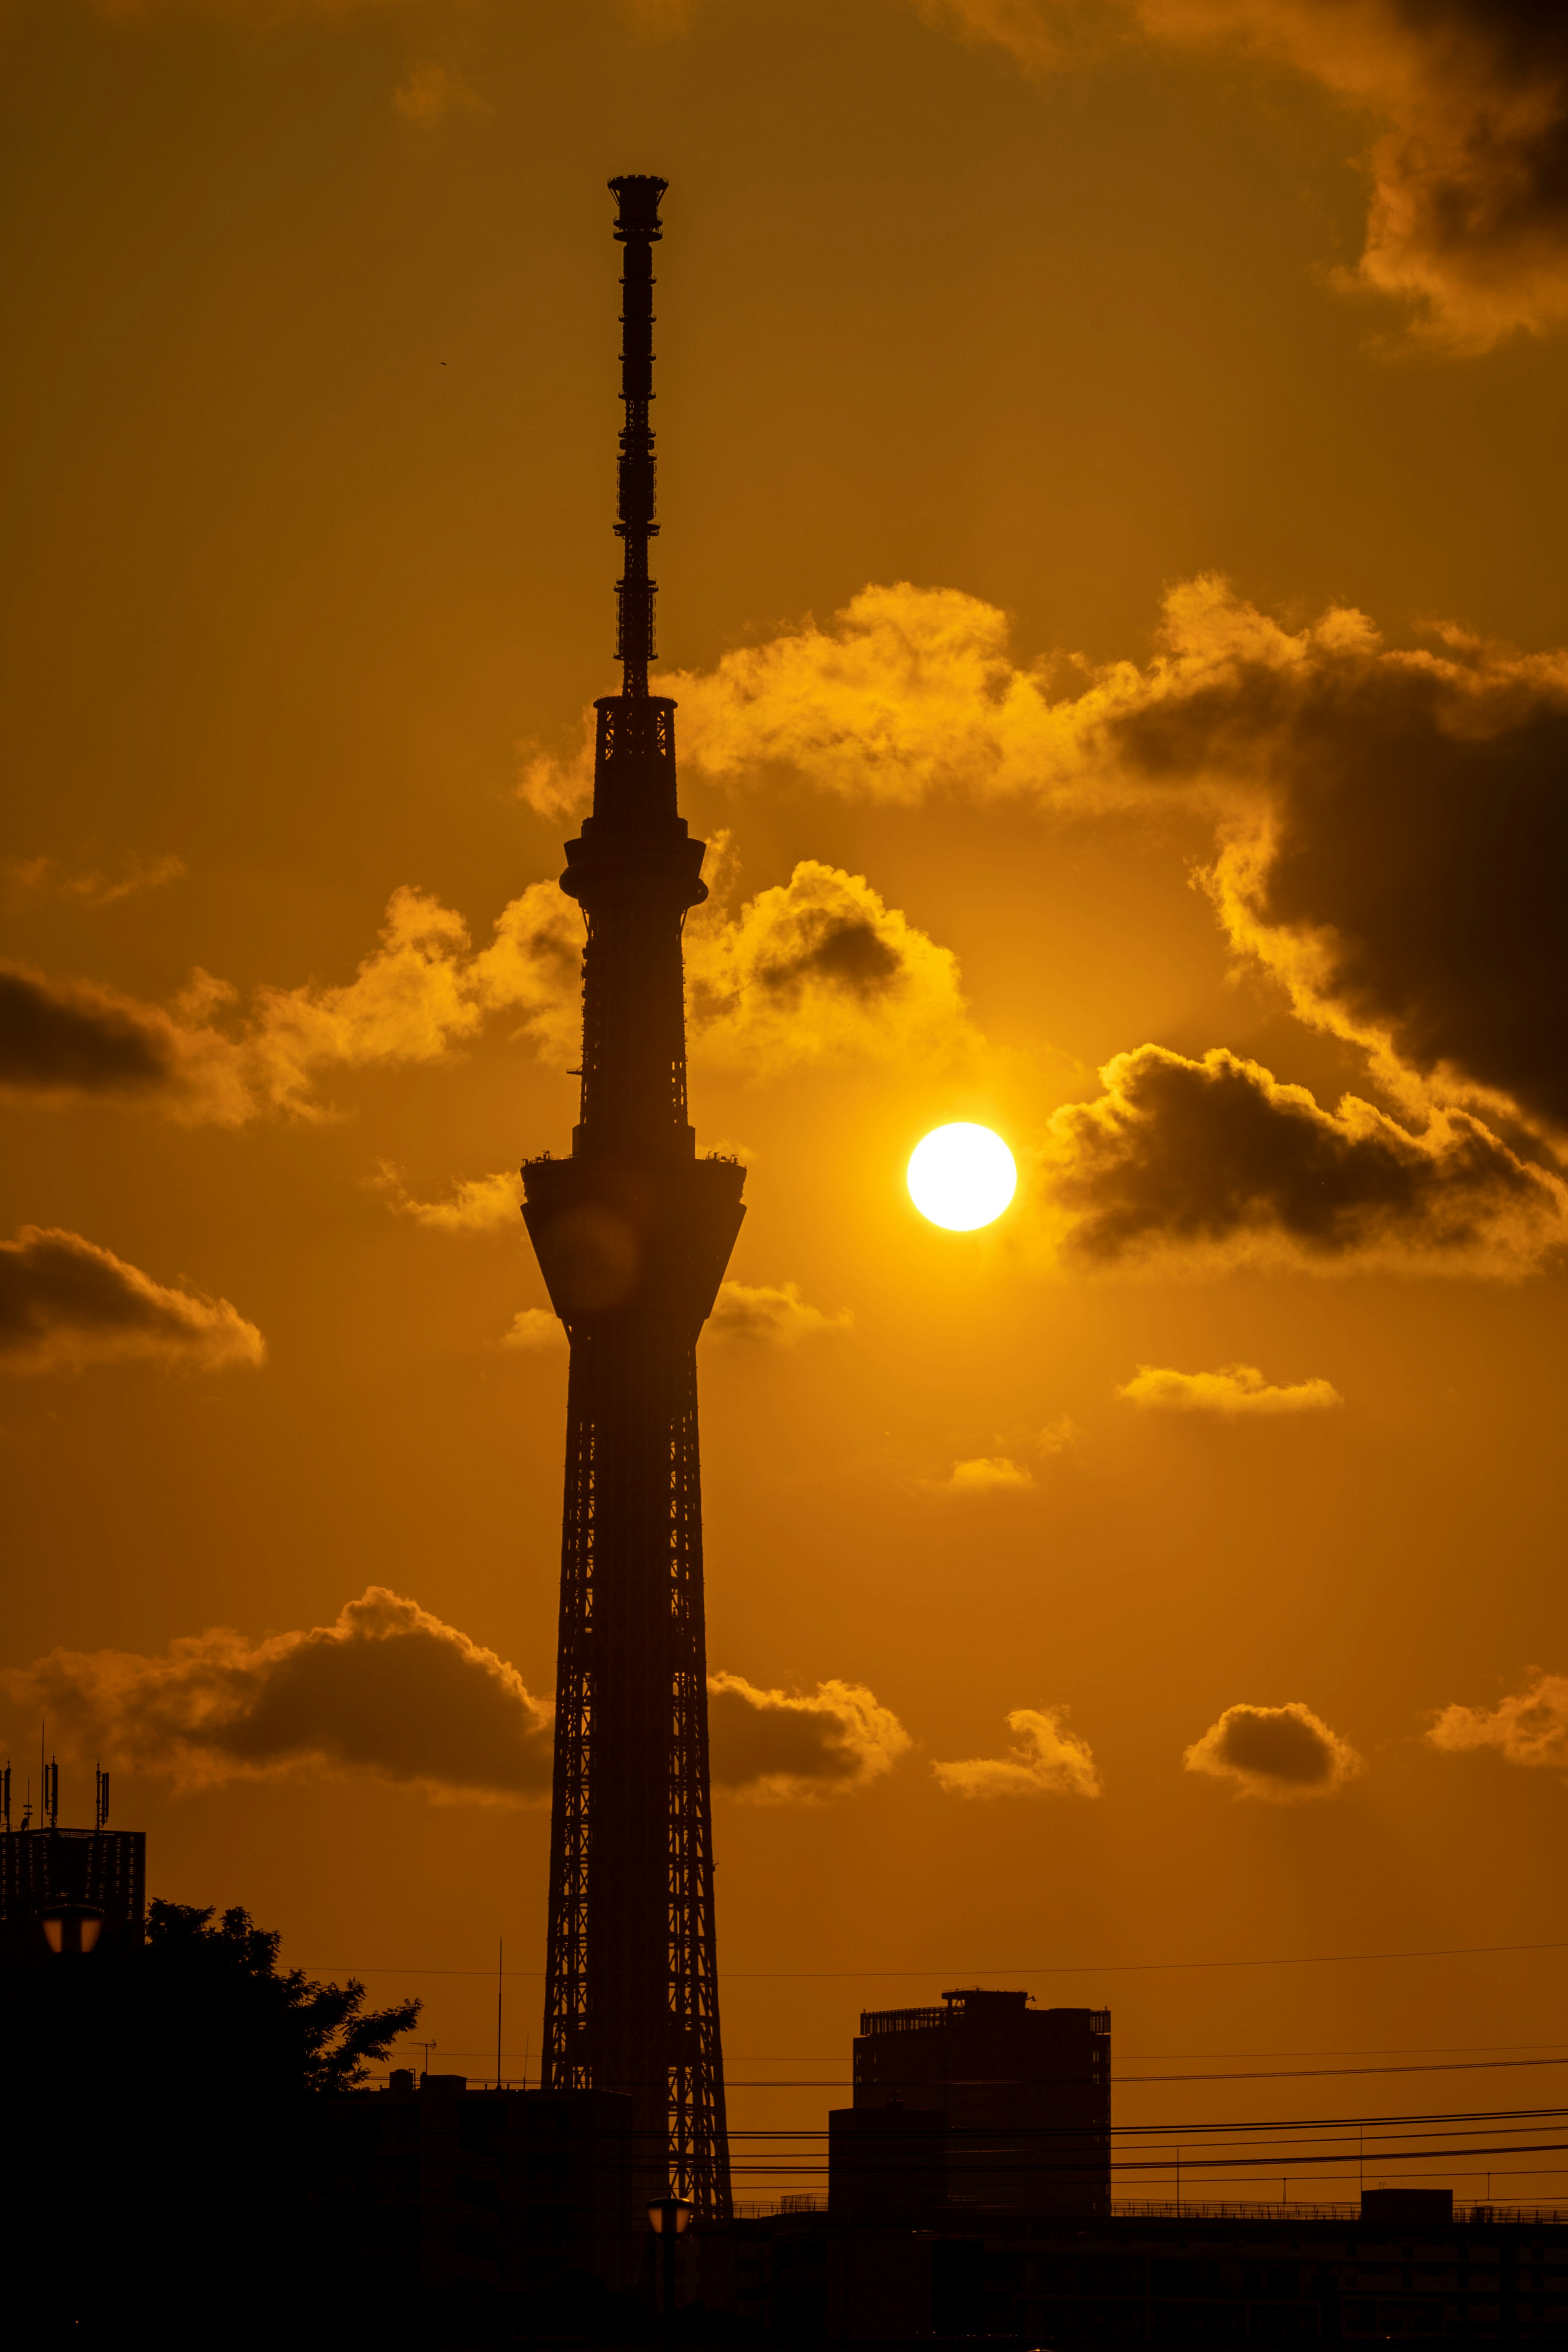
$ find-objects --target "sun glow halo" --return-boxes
[907,1123,1017,1232]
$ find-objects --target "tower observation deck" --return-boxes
[521,176,742,2222]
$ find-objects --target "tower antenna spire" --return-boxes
[608,174,666,699]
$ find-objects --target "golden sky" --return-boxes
[5,0,1568,2201]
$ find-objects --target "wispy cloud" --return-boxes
[392,61,489,121]
[1428,1673,1568,1772]
[374,1162,523,1233]
[928,1455,1036,1495]
[0,1227,264,1375]
[708,1280,852,1345]
[1183,1700,1363,1802]
[500,1307,565,1353]
[2,1588,553,1802]
[933,1706,1101,1800]
[2,852,185,907]
[707,1672,911,1801]
[1118,1363,1343,1415]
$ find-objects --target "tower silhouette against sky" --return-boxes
[522,175,742,2221]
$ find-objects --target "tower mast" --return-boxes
[522,176,742,2221]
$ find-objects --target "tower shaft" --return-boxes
[523,175,740,2222]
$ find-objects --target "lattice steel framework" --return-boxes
[521,174,740,2223]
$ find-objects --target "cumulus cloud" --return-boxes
[1428,1673,1568,1771]
[0,1227,265,1374]
[685,860,975,1072]
[7,849,971,1121]
[3,1588,553,1801]
[500,1307,566,1352]
[933,1706,1101,1799]
[1183,1700,1363,1800]
[707,1279,853,1344]
[2,852,184,906]
[923,0,1568,349]
[706,1672,911,1801]
[929,1455,1037,1494]
[374,1162,523,1233]
[1042,1045,1568,1275]
[1118,1362,1343,1414]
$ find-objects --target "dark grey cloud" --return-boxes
[0,1225,265,1372]
[5,1589,552,1800]
[1184,1700,1363,1800]
[0,967,179,1098]
[707,1672,910,1800]
[1045,1045,1566,1271]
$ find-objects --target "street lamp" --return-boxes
[647,2195,693,2348]
[40,1903,103,1956]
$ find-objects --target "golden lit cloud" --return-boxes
[500,1307,566,1352]
[1042,1045,1568,1275]
[374,1162,524,1233]
[924,0,1568,349]
[929,1455,1036,1495]
[706,1672,911,1802]
[0,1227,265,1375]
[1183,1700,1363,1801]
[2,1588,552,1801]
[686,860,975,1072]
[933,1706,1101,1800]
[708,1279,853,1345]
[1428,1673,1568,1772]
[1117,1363,1343,1414]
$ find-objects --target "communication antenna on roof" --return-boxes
[96,1765,110,1830]
[1,1764,10,1833]
[44,1756,59,1831]
[20,1777,32,1831]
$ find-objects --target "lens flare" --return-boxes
[907,1124,1017,1231]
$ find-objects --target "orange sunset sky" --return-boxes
[5,0,1568,2203]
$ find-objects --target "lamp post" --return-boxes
[647,2194,693,2350]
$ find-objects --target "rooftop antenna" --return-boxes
[496,1937,504,2089]
[44,1751,58,1832]
[96,1764,110,1830]
[1,1764,10,1833]
[20,1777,32,1831]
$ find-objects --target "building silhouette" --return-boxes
[0,1762,143,1964]
[829,1989,1111,2220]
[521,174,742,2223]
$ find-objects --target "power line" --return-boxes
[311,1933,1568,1981]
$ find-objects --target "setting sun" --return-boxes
[907,1123,1018,1231]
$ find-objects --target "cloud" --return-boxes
[392,61,488,121]
[2,853,184,906]
[1183,1700,1363,1800]
[3,1588,553,1802]
[1117,1362,1343,1414]
[933,1706,1101,1799]
[520,584,1164,820]
[375,1162,523,1233]
[685,859,976,1073]
[930,1455,1037,1494]
[1042,1045,1568,1275]
[706,1672,911,1801]
[923,0,1568,349]
[707,1279,853,1344]
[0,1227,265,1374]
[7,847,971,1120]
[1428,1673,1568,1771]
[500,1307,566,1352]
[531,576,1568,1155]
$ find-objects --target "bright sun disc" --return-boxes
[907,1123,1017,1232]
